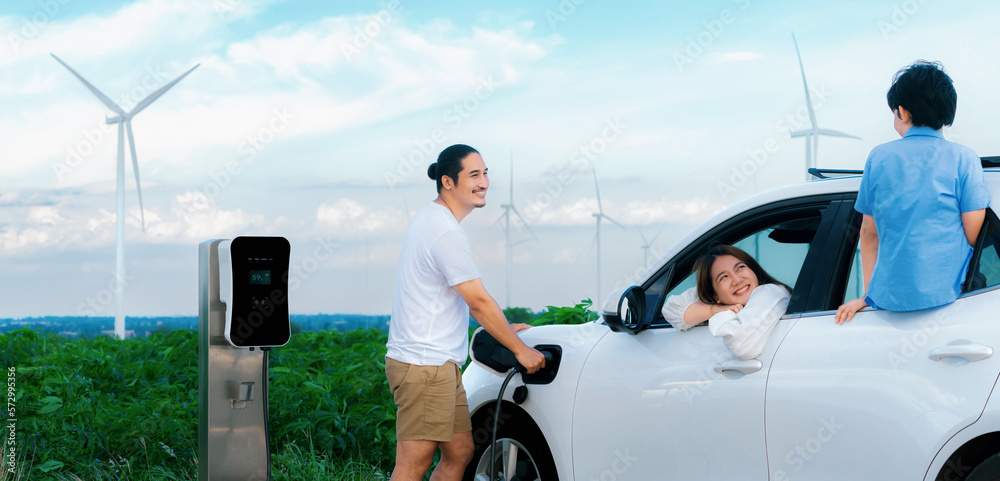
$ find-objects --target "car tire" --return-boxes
[463,408,559,481]
[966,453,1000,481]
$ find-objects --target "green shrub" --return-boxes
[531,299,599,326]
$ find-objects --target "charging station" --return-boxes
[199,237,290,481]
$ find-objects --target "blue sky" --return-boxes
[2,0,999,317]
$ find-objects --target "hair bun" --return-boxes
[427,162,438,180]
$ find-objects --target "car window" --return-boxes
[843,244,865,303]
[654,213,822,327]
[964,211,1000,292]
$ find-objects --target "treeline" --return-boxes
[0,314,392,338]
[0,306,565,339]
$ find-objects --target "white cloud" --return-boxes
[26,205,64,225]
[0,191,263,254]
[519,196,723,227]
[620,197,724,225]
[316,198,407,234]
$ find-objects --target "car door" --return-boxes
[571,196,843,480]
[764,202,1000,480]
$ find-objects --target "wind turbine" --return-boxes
[52,54,199,339]
[590,163,625,307]
[495,151,536,308]
[637,228,661,268]
[789,33,861,180]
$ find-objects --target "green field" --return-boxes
[0,301,595,480]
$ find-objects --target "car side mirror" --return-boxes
[604,285,648,335]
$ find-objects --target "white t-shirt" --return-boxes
[386,202,481,366]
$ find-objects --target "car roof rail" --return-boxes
[810,157,999,180]
[808,168,863,180]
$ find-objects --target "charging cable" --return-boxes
[262,347,272,481]
[488,367,521,481]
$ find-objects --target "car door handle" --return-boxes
[928,344,994,362]
[713,360,763,375]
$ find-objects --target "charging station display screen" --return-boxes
[225,237,291,347]
[249,270,271,285]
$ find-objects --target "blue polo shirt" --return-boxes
[855,126,991,311]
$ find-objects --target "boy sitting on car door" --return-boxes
[836,61,990,323]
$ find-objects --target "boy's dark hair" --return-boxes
[886,60,956,130]
[427,144,479,193]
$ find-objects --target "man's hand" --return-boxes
[515,346,546,374]
[835,298,868,325]
[510,323,532,333]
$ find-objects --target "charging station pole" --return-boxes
[198,239,269,480]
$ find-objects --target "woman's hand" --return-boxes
[712,303,744,316]
[835,298,868,325]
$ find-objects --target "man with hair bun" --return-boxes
[385,144,545,480]
[836,61,991,323]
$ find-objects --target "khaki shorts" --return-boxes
[385,357,472,442]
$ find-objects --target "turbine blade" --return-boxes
[509,206,537,240]
[816,128,862,140]
[603,214,626,230]
[494,209,509,227]
[791,33,818,130]
[125,120,145,232]
[788,129,813,137]
[51,53,125,116]
[591,163,604,213]
[650,231,662,244]
[128,63,200,118]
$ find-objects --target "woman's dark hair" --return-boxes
[427,144,479,193]
[693,245,791,304]
[886,60,956,130]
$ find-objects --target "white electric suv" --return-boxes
[462,161,1000,481]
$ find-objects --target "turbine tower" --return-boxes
[52,54,199,339]
[590,163,624,307]
[638,228,661,269]
[496,151,536,308]
[789,33,861,180]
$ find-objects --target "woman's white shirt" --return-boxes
[661,284,791,360]
[709,284,790,360]
[661,286,701,331]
